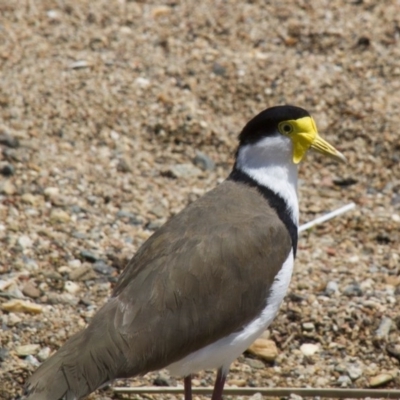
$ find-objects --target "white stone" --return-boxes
[64,281,80,294]
[18,235,33,248]
[300,343,319,356]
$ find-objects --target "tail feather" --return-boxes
[24,299,128,400]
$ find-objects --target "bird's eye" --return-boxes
[279,122,293,135]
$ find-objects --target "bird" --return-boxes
[24,105,345,400]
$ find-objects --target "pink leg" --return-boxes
[184,375,192,400]
[211,368,226,400]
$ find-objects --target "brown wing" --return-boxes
[112,179,292,374]
[24,180,293,399]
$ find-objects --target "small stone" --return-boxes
[22,257,39,271]
[245,358,265,369]
[347,363,363,380]
[337,374,351,387]
[0,348,9,361]
[1,299,43,314]
[21,193,38,205]
[18,235,33,248]
[375,317,393,340]
[47,9,60,20]
[68,265,96,281]
[300,343,319,356]
[15,344,40,357]
[117,159,131,173]
[46,292,79,306]
[151,5,171,18]
[247,338,278,362]
[0,180,16,195]
[37,346,51,361]
[289,394,303,400]
[93,261,115,275]
[193,151,215,171]
[0,164,15,176]
[302,322,315,331]
[0,132,19,148]
[68,259,82,269]
[7,313,22,326]
[369,373,393,387]
[135,77,151,88]
[386,343,400,360]
[70,60,91,69]
[167,164,202,179]
[80,250,99,263]
[153,371,171,386]
[22,281,41,299]
[227,379,246,387]
[343,282,363,297]
[50,209,71,223]
[325,281,339,296]
[44,187,59,198]
[25,355,40,367]
[64,281,80,294]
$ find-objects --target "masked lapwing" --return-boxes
[24,105,345,400]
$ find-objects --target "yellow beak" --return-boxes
[287,116,346,164]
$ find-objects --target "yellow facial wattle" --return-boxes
[278,116,346,164]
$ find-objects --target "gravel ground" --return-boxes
[0,1,399,399]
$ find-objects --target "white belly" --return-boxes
[167,250,294,376]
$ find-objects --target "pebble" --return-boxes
[16,344,40,357]
[50,209,71,223]
[116,210,143,225]
[193,150,215,171]
[69,60,91,69]
[0,348,9,361]
[68,265,96,281]
[337,374,351,387]
[227,379,246,387]
[44,187,59,198]
[80,250,99,263]
[25,355,40,367]
[21,193,38,205]
[93,261,115,275]
[375,316,393,340]
[0,163,15,176]
[37,346,51,361]
[46,292,79,306]
[300,343,319,356]
[369,373,393,387]
[0,180,16,195]
[325,281,339,296]
[6,313,22,326]
[302,322,315,331]
[1,299,43,314]
[245,358,265,369]
[18,235,33,248]
[343,282,363,297]
[347,363,363,380]
[247,338,278,362]
[22,281,41,299]
[0,132,19,148]
[64,281,80,294]
[386,343,400,360]
[167,164,202,178]
[68,259,82,269]
[153,371,171,386]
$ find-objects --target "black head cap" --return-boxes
[238,105,310,145]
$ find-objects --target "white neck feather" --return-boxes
[236,135,299,224]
